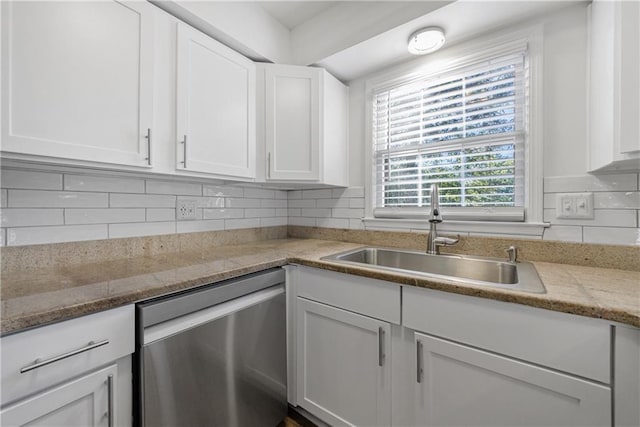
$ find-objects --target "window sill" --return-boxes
[362,218,550,238]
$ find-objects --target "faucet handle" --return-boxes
[506,246,518,263]
[434,234,460,247]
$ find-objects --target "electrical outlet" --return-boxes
[177,199,197,220]
[555,193,594,219]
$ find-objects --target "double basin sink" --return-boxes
[322,247,546,294]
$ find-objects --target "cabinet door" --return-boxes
[1,1,154,167]
[176,23,256,179]
[296,298,391,426]
[265,65,320,181]
[413,332,611,427]
[0,364,118,427]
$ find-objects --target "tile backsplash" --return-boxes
[1,167,638,247]
[542,173,640,245]
[0,168,287,246]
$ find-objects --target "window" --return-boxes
[371,45,529,222]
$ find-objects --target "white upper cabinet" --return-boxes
[589,0,640,172]
[260,64,348,186]
[175,23,256,180]
[1,1,154,168]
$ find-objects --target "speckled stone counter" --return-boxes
[2,235,639,335]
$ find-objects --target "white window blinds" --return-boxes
[373,49,528,221]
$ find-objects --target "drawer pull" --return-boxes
[20,339,109,374]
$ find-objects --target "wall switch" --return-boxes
[177,199,197,220]
[555,193,594,219]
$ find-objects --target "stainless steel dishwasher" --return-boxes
[135,268,287,427]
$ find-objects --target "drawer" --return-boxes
[1,305,134,405]
[293,266,400,324]
[402,286,611,383]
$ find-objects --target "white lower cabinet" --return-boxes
[0,306,134,427]
[289,266,616,427]
[296,298,391,426]
[1,364,118,427]
[411,332,610,427]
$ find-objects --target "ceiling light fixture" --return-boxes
[407,27,446,55]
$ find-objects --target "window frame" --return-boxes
[363,25,545,235]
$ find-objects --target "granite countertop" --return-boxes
[1,238,639,335]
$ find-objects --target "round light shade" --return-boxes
[408,27,446,55]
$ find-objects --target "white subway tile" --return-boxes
[289,217,316,227]
[64,174,144,193]
[10,190,108,208]
[261,217,287,227]
[147,208,176,222]
[1,209,64,227]
[146,180,202,196]
[7,224,107,246]
[349,198,365,208]
[288,208,301,217]
[468,232,541,240]
[302,189,333,199]
[543,226,583,243]
[178,196,224,209]
[1,169,62,190]
[349,218,365,230]
[301,208,331,218]
[177,219,225,233]
[544,174,637,193]
[333,187,365,198]
[1,190,6,208]
[593,192,640,209]
[317,198,349,208]
[261,198,287,208]
[110,193,176,208]
[288,199,315,208]
[203,209,244,220]
[275,190,288,200]
[332,208,364,219]
[543,209,637,227]
[288,190,302,200]
[225,218,261,230]
[275,208,288,217]
[226,198,261,208]
[65,208,145,225]
[583,227,640,245]
[109,221,175,238]
[243,188,275,199]
[203,185,243,198]
[317,218,349,228]
[244,208,275,218]
[0,229,5,247]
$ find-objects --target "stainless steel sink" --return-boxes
[322,247,546,293]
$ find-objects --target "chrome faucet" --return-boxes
[426,184,459,254]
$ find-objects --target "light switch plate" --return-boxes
[555,193,594,219]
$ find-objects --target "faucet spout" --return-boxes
[426,183,459,254]
[429,184,442,223]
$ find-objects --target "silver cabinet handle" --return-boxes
[180,135,187,168]
[267,152,271,178]
[20,339,109,374]
[107,374,114,427]
[416,339,424,383]
[378,327,385,367]
[145,128,152,165]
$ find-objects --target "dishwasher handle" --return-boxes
[143,285,284,345]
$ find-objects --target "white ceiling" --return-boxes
[161,1,588,82]
[258,1,337,30]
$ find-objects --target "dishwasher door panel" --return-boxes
[142,289,286,427]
